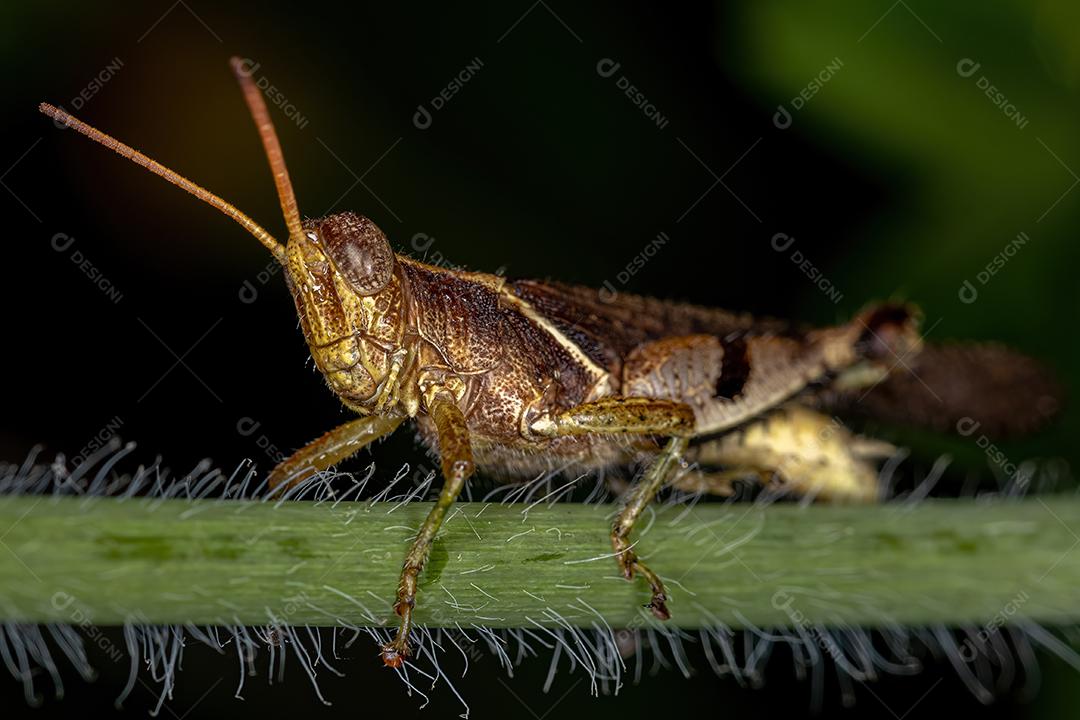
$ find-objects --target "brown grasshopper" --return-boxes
[39,58,1060,667]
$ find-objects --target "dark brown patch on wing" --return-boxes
[715,337,751,399]
[856,303,918,361]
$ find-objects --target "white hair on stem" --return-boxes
[0,442,1074,713]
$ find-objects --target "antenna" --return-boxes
[228,57,304,243]
[38,55,313,262]
[39,102,287,262]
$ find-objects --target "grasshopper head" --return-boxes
[284,213,409,413]
[38,59,413,416]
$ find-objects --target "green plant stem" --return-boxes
[0,496,1077,629]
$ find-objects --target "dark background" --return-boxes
[2,1,1079,717]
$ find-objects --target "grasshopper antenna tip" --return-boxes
[38,99,288,262]
[228,56,305,245]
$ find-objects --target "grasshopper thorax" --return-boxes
[285,213,410,415]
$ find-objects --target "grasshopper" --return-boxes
[39,58,1060,667]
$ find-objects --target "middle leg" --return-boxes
[539,396,697,619]
[611,436,689,619]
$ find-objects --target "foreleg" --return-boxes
[267,414,405,493]
[381,396,474,667]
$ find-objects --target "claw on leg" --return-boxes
[611,436,688,620]
[612,517,672,620]
[381,562,421,667]
[614,540,672,619]
[380,576,417,667]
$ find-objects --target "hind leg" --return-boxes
[668,467,768,497]
[534,397,697,618]
[685,405,893,502]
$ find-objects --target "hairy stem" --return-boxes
[0,496,1077,629]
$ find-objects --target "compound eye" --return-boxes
[318,212,395,295]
